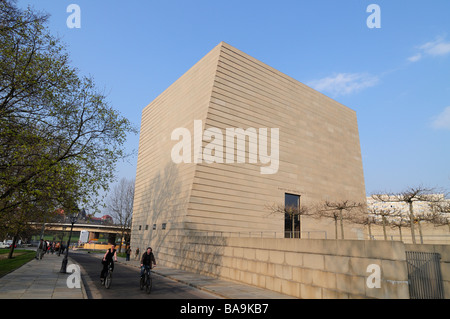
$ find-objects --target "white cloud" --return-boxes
[420,38,450,56]
[431,106,450,130]
[308,73,379,96]
[407,53,422,62]
[408,37,450,62]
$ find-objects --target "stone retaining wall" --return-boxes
[155,235,414,299]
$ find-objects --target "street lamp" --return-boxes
[60,210,80,273]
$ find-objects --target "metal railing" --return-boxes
[188,230,327,239]
[368,234,450,244]
[406,251,445,299]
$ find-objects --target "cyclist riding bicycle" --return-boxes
[101,244,118,284]
[140,247,156,278]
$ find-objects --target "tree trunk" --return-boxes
[118,228,126,253]
[291,213,295,238]
[408,202,416,244]
[334,216,338,239]
[418,220,424,244]
[7,235,18,259]
[339,209,345,239]
[298,215,302,239]
[382,216,387,240]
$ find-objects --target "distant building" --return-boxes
[54,208,113,225]
[87,215,113,225]
[367,194,449,219]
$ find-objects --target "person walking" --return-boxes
[135,247,140,260]
[125,246,131,261]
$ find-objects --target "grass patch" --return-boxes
[0,249,36,278]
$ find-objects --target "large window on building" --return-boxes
[285,193,300,238]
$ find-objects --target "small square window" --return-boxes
[162,223,167,230]
[152,224,157,230]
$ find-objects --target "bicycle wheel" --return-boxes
[146,272,152,294]
[105,270,112,289]
[140,275,144,290]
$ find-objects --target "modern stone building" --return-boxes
[131,42,366,251]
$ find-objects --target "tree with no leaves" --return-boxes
[317,200,363,240]
[371,186,446,244]
[390,215,410,242]
[266,203,311,238]
[107,178,135,253]
[426,200,450,233]
[350,205,377,240]
[367,204,402,241]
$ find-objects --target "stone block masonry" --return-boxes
[131,41,366,251]
[156,234,415,299]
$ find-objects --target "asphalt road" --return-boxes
[70,251,220,299]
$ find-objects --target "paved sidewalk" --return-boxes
[0,250,295,299]
[0,251,85,299]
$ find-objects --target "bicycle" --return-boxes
[104,262,113,289]
[140,266,152,294]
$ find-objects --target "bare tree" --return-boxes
[266,203,311,238]
[372,186,445,244]
[107,178,135,252]
[317,200,363,240]
[367,204,402,240]
[427,201,450,233]
[350,205,377,240]
[390,215,410,242]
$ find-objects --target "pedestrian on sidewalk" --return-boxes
[125,246,131,261]
[134,247,140,260]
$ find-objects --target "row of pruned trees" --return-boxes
[267,199,366,240]
[368,187,450,244]
[267,186,450,243]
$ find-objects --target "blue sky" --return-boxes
[18,0,450,199]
